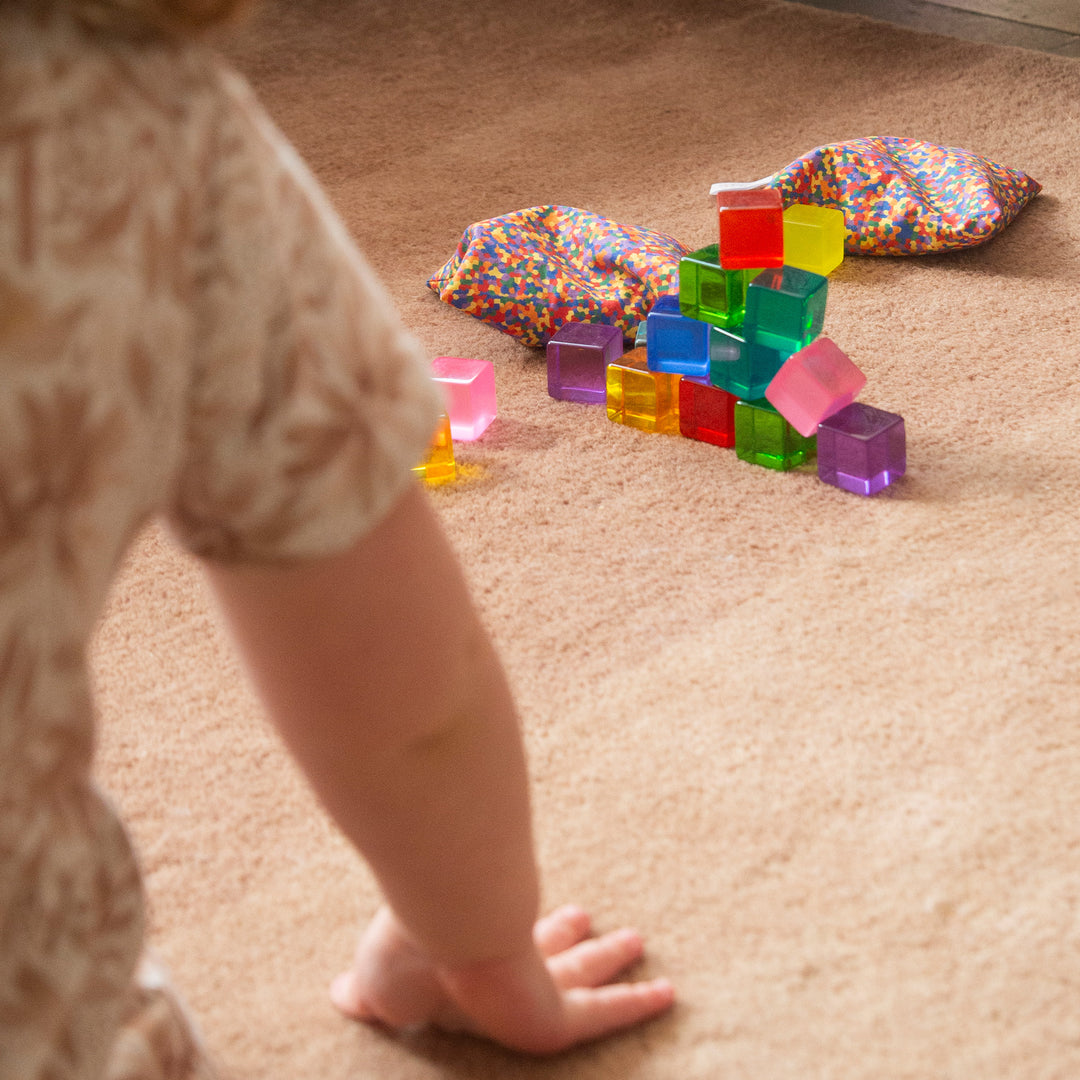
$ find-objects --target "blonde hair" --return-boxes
[22,0,255,39]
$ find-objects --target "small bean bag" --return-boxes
[426,205,687,348]
[713,136,1041,255]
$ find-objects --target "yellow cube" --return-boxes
[412,413,456,484]
[606,348,681,435]
[782,204,846,276]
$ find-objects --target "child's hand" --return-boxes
[330,903,675,1055]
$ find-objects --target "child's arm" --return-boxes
[201,481,674,1053]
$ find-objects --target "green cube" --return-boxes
[679,245,751,328]
[744,265,828,352]
[734,398,816,471]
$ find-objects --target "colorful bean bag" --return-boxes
[429,140,1040,345]
[426,205,687,348]
[714,136,1042,255]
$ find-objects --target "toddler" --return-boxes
[0,1,675,1076]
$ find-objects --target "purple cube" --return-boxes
[817,402,906,496]
[431,356,497,441]
[547,322,624,403]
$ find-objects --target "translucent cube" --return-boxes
[744,265,828,352]
[679,377,737,448]
[708,325,793,402]
[716,188,784,270]
[431,356,497,441]
[764,337,866,437]
[547,321,623,403]
[678,244,748,328]
[412,413,456,484]
[817,402,906,495]
[734,398,816,471]
[607,347,681,434]
[646,294,710,377]
[782,204,846,277]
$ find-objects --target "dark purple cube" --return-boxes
[817,401,906,496]
[546,322,624,404]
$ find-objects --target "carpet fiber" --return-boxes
[90,1,1080,1076]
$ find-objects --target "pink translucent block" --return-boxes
[431,356,497,441]
[764,337,866,437]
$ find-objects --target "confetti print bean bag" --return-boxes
[426,205,688,348]
[713,136,1041,255]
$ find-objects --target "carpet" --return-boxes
[90,1,1080,1077]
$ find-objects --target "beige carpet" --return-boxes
[90,1,1080,1077]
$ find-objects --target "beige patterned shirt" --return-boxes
[0,7,443,1077]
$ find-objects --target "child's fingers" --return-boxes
[532,905,592,957]
[546,928,646,990]
[329,970,378,1020]
[560,979,676,1046]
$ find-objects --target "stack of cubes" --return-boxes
[546,189,906,496]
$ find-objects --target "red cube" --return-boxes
[716,188,784,270]
[678,376,737,448]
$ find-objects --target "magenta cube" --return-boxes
[431,356,497,441]
[817,402,906,496]
[547,322,624,403]
[764,337,866,437]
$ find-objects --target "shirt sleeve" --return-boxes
[166,67,444,564]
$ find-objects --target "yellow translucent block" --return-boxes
[606,347,681,434]
[782,204,846,276]
[412,413,456,484]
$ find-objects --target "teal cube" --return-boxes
[708,326,793,402]
[744,265,828,352]
[734,398,816,471]
[679,245,749,328]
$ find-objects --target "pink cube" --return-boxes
[431,356,497,441]
[764,337,866,437]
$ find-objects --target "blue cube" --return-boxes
[646,294,710,378]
